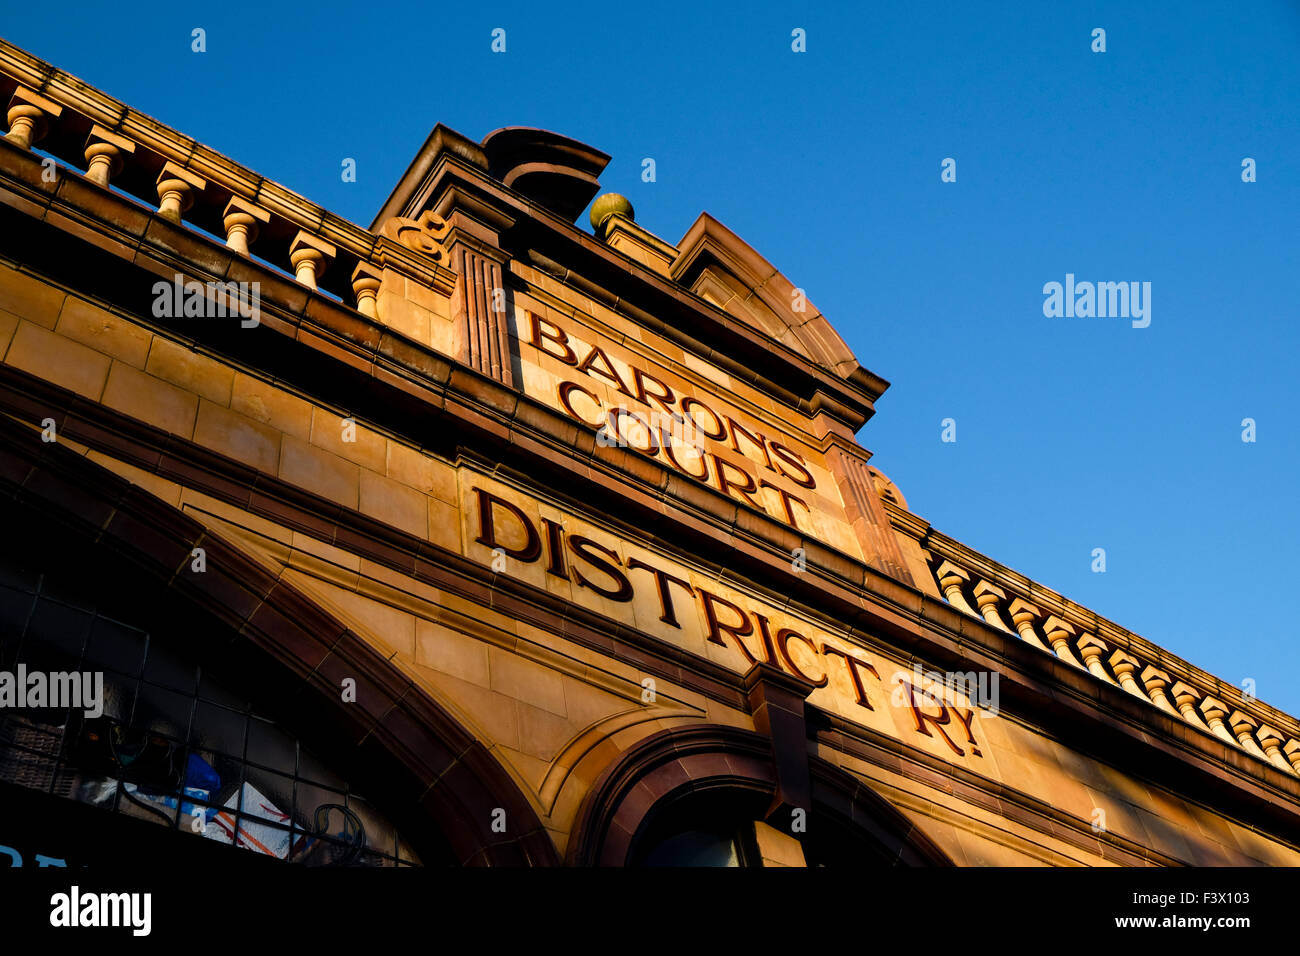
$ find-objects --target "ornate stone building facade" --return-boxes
[0,38,1297,867]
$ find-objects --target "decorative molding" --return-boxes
[565,724,954,866]
[904,527,1300,773]
[825,443,915,584]
[376,209,450,263]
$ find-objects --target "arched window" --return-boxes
[0,543,441,867]
[629,786,909,867]
[632,790,767,866]
[573,725,954,867]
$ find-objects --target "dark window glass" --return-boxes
[640,828,742,867]
[0,556,421,867]
[631,788,764,867]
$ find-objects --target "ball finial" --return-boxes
[589,193,634,234]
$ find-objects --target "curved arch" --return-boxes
[672,213,862,377]
[566,723,952,866]
[537,706,699,815]
[807,757,954,867]
[0,416,558,866]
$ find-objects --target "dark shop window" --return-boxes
[0,551,422,867]
[633,789,764,867]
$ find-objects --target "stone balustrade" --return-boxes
[920,540,1300,777]
[0,48,456,319]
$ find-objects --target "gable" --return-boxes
[673,213,863,381]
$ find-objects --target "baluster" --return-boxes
[1256,726,1298,773]
[290,231,336,290]
[1108,650,1146,697]
[83,125,135,187]
[1227,711,1268,759]
[351,263,382,318]
[1077,634,1117,683]
[1008,598,1050,652]
[4,86,61,149]
[972,580,1011,631]
[1170,681,1211,731]
[1042,615,1083,667]
[1284,740,1300,776]
[1139,666,1178,714]
[222,198,270,256]
[934,560,976,616]
[1197,697,1238,745]
[155,162,206,223]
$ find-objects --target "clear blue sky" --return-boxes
[5,1,1298,712]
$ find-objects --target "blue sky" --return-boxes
[5,1,1298,712]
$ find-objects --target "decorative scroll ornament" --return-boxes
[377,210,449,261]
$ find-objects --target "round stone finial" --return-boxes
[589,193,634,233]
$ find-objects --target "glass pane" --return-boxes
[26,599,92,660]
[84,617,147,676]
[0,559,38,593]
[192,701,247,759]
[641,830,742,867]
[197,668,246,709]
[135,683,193,740]
[97,678,137,723]
[246,718,296,774]
[142,643,198,694]
[345,794,396,861]
[298,745,348,791]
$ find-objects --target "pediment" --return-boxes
[672,213,863,381]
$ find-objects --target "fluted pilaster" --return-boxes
[453,245,514,386]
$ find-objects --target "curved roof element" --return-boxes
[672,212,866,383]
[868,466,909,511]
[480,127,611,222]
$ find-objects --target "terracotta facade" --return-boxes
[1,38,1298,867]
